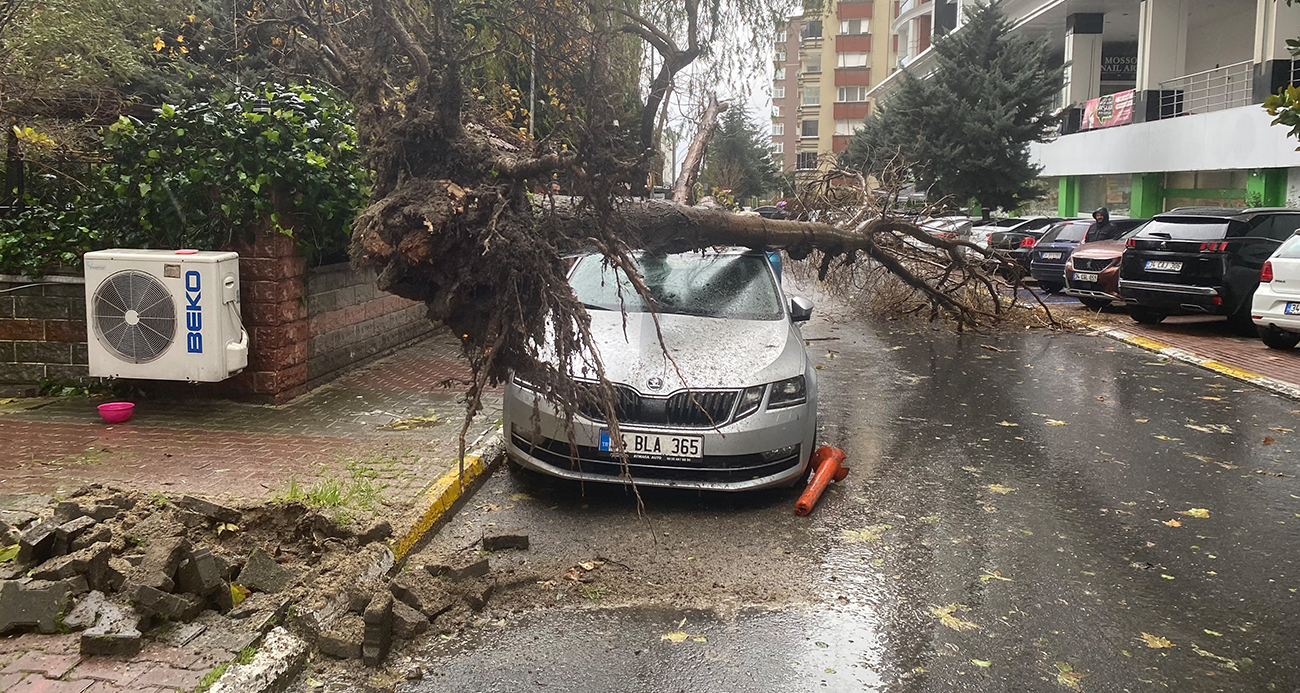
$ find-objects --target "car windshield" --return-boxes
[1140,218,1233,240]
[995,218,1025,227]
[1039,222,1089,243]
[569,252,784,321]
[1120,221,1150,239]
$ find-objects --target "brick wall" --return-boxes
[0,275,90,396]
[305,263,433,390]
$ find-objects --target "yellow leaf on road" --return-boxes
[1046,419,1068,426]
[996,421,1019,427]
[1055,662,1087,691]
[987,484,1016,494]
[661,632,689,643]
[971,659,992,668]
[1177,508,1210,518]
[1163,519,1182,527]
[979,570,1013,582]
[930,604,981,632]
[1140,632,1175,648]
[1154,435,1181,441]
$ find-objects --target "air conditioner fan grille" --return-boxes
[92,270,176,363]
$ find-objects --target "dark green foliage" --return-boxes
[840,1,1060,212]
[700,108,781,204]
[0,205,99,276]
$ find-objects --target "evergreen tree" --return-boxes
[700,107,781,204]
[841,0,1060,213]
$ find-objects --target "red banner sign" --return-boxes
[1081,89,1135,131]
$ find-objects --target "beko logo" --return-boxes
[185,270,203,353]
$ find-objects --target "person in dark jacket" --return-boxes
[1083,207,1120,243]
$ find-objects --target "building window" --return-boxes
[801,20,823,40]
[840,19,869,35]
[802,86,820,106]
[772,105,782,117]
[837,86,868,102]
[838,52,868,68]
[773,141,784,154]
[803,52,821,73]
[776,29,787,44]
[801,119,819,138]
[775,67,786,81]
[775,49,787,63]
[774,85,786,99]
[772,122,785,136]
[835,119,863,136]
[797,152,818,170]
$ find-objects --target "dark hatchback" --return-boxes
[1118,208,1300,327]
[989,217,1062,269]
[1028,218,1147,293]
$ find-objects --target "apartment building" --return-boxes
[868,0,1300,216]
[771,1,900,174]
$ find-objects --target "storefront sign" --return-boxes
[1101,43,1138,82]
[1082,89,1134,131]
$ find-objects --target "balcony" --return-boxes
[837,0,873,20]
[836,34,871,52]
[835,67,872,86]
[834,102,870,120]
[1155,61,1254,120]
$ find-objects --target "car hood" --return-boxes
[577,310,804,392]
[1070,239,1125,259]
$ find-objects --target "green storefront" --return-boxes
[1056,168,1288,218]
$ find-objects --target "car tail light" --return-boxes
[1019,237,1036,248]
[1262,260,1274,283]
[1199,241,1228,252]
[1125,238,1136,248]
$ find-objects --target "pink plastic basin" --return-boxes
[97,401,135,424]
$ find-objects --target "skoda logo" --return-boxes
[646,377,664,391]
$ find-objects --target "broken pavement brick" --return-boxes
[482,530,529,551]
[424,558,489,583]
[71,524,113,552]
[17,521,58,564]
[176,548,224,597]
[52,515,98,555]
[177,495,242,524]
[389,572,453,619]
[63,589,111,630]
[362,592,392,667]
[128,584,203,621]
[390,599,429,640]
[0,578,73,634]
[30,542,111,589]
[53,501,86,523]
[86,504,120,522]
[127,536,190,592]
[237,547,296,594]
[80,600,143,656]
[318,613,365,659]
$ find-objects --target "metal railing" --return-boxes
[1291,57,1300,88]
[1157,61,1253,119]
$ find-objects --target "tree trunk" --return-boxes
[671,95,726,204]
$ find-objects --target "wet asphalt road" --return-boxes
[391,287,1300,693]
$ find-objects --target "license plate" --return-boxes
[1145,260,1183,272]
[1073,272,1099,283]
[1287,303,1300,316]
[1040,252,1062,260]
[600,430,703,459]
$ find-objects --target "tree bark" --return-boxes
[671,95,726,204]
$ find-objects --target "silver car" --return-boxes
[505,248,818,491]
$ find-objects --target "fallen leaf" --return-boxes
[1184,452,1238,470]
[230,583,251,607]
[509,492,534,501]
[1154,435,1181,441]
[1055,662,1087,691]
[930,604,981,631]
[1140,632,1175,648]
[692,636,707,643]
[971,659,992,668]
[1161,574,1176,580]
[1046,419,1068,426]
[379,411,441,430]
[1177,508,1210,518]
[1201,396,1222,401]
[980,344,1005,352]
[1135,419,1149,423]
[841,524,892,543]
[1163,519,1182,527]
[1192,644,1239,671]
[815,641,829,648]
[996,421,1020,427]
[0,544,17,563]
[661,632,689,643]
[979,570,1013,582]
[1185,424,1212,433]
[1264,436,1277,445]
[987,484,1016,494]
[1271,427,1294,433]
[1204,629,1223,637]
[306,678,324,688]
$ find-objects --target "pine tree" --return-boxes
[700,107,781,205]
[841,0,1061,214]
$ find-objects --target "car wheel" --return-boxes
[1079,297,1111,310]
[1130,308,1167,325]
[1259,326,1300,350]
[1040,282,1065,294]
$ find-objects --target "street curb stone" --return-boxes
[390,429,506,561]
[208,627,308,693]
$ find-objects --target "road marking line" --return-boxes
[391,430,505,561]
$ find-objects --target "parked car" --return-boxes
[1031,218,1146,293]
[1064,220,1151,309]
[1251,232,1300,349]
[920,216,975,242]
[971,216,1059,250]
[1118,208,1300,328]
[505,248,818,491]
[755,205,787,220]
[989,219,1062,269]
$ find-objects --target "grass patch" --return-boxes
[271,460,388,521]
[191,645,258,693]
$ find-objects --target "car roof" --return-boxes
[1159,207,1300,220]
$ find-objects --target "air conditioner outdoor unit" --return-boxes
[83,249,248,382]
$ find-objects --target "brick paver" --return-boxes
[0,330,501,503]
[6,678,92,693]
[66,659,152,686]
[130,664,204,691]
[1,652,80,679]
[0,673,25,691]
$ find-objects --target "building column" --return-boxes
[1136,0,1189,92]
[1130,173,1165,218]
[1063,14,1105,107]
[1253,0,1300,102]
[1058,177,1081,218]
[1247,168,1287,207]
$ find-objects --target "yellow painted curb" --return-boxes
[390,433,503,561]
[1124,335,1170,351]
[1200,361,1264,382]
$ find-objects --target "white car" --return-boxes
[970,217,1060,249]
[1252,233,1300,349]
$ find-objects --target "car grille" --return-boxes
[577,384,738,428]
[511,432,801,484]
[1073,257,1114,272]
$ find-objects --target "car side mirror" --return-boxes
[790,295,814,322]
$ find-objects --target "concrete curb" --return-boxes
[208,626,309,693]
[391,429,507,562]
[1084,322,1300,400]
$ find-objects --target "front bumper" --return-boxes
[504,381,815,491]
[1252,285,1300,334]
[1063,264,1124,302]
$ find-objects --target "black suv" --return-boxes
[1118,207,1300,327]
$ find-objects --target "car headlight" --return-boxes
[767,375,806,409]
[734,385,766,421]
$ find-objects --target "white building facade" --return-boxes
[868,0,1300,217]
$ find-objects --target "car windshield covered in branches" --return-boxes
[569,252,784,321]
[506,248,818,492]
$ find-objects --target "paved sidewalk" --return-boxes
[0,329,501,510]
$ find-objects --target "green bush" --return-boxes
[0,205,99,276]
